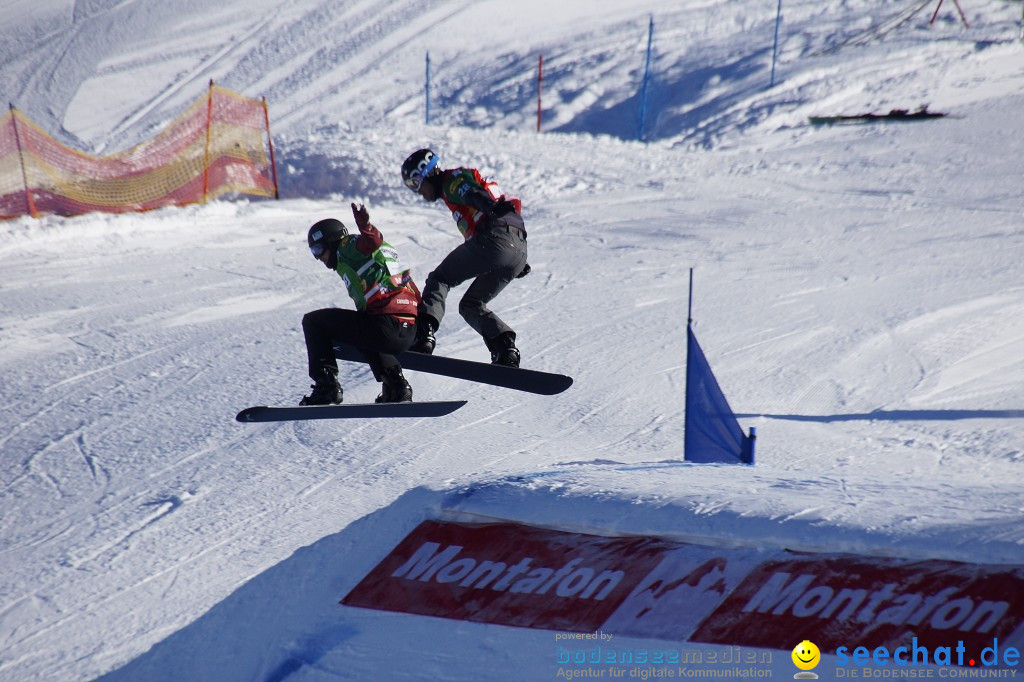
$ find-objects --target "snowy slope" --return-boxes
[1,1,1023,680]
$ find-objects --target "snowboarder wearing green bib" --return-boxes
[300,203,421,405]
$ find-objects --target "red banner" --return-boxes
[342,519,1024,666]
[691,555,1024,659]
[342,520,668,632]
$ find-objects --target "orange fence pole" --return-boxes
[202,79,215,203]
[262,96,280,200]
[9,104,38,219]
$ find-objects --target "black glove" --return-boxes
[516,263,531,279]
[487,198,516,220]
[351,203,370,230]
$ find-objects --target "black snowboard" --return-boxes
[236,400,467,422]
[334,342,573,395]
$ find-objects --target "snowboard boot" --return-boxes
[300,367,343,406]
[410,318,436,354]
[375,365,413,403]
[487,332,520,368]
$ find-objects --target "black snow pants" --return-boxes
[302,309,416,382]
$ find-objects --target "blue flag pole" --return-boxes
[684,269,755,465]
[425,51,431,125]
[637,15,654,141]
[687,267,694,326]
[770,0,783,87]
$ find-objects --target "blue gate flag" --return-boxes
[684,325,755,464]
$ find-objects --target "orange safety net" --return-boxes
[1,84,278,219]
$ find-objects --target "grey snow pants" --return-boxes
[419,217,528,343]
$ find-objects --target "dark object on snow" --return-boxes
[334,341,573,395]
[809,107,947,126]
[236,401,467,422]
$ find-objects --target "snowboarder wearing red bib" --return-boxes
[400,148,529,367]
[300,203,421,405]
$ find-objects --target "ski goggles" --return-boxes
[404,154,439,191]
[310,242,327,259]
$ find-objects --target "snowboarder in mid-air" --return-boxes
[300,203,421,406]
[400,148,530,367]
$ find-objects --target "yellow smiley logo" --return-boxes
[792,640,821,671]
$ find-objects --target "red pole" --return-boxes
[202,79,214,203]
[951,0,969,27]
[536,54,543,133]
[930,0,969,27]
[9,104,38,219]
[262,96,280,200]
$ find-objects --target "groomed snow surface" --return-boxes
[1,0,1023,680]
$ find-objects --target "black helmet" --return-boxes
[401,148,439,191]
[307,218,347,259]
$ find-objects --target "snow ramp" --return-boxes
[100,470,1024,681]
